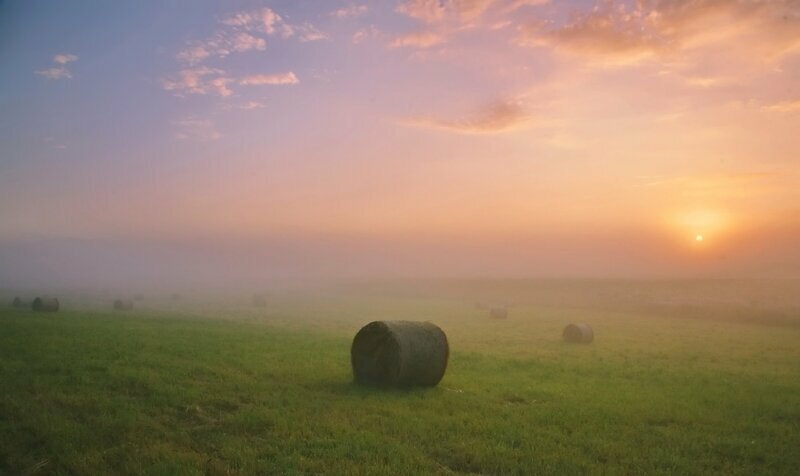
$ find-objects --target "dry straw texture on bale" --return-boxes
[12,297,31,308]
[114,299,134,311]
[351,320,449,387]
[563,323,594,343]
[489,307,508,319]
[32,297,59,312]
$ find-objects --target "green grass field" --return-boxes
[1,281,799,474]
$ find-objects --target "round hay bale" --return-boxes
[133,294,144,301]
[12,297,31,308]
[563,323,593,344]
[489,307,508,319]
[32,297,59,312]
[351,320,449,387]
[252,294,267,307]
[114,299,134,311]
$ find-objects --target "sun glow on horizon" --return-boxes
[667,209,731,244]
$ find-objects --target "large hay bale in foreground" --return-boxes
[563,323,594,344]
[489,307,508,319]
[12,297,31,308]
[114,299,133,311]
[32,297,59,312]
[351,321,449,387]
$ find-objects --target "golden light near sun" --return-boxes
[665,209,730,247]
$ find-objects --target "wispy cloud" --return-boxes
[176,31,267,64]
[219,7,327,42]
[639,173,780,200]
[36,54,78,80]
[396,0,550,27]
[36,68,72,80]
[389,0,550,51]
[162,67,233,97]
[503,0,549,13]
[175,7,328,66]
[403,100,530,134]
[220,100,267,111]
[239,72,299,86]
[353,25,381,44]
[518,0,800,66]
[240,101,266,110]
[762,99,800,113]
[53,54,78,65]
[390,31,445,49]
[173,117,221,141]
[221,8,295,38]
[397,0,496,25]
[295,23,329,42]
[517,9,661,65]
[683,76,731,89]
[165,7,319,100]
[331,4,368,19]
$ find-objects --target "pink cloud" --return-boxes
[177,31,266,64]
[296,24,328,42]
[332,4,368,18]
[403,100,531,134]
[36,53,79,80]
[396,0,498,25]
[173,117,221,141]
[763,99,800,113]
[353,25,381,44]
[230,32,267,52]
[390,31,445,49]
[239,72,299,86]
[36,67,71,80]
[518,0,800,66]
[53,54,78,65]
[221,7,310,39]
[162,67,232,97]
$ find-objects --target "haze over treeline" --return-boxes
[1,230,799,292]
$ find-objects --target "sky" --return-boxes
[1,0,799,285]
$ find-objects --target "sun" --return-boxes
[668,209,730,246]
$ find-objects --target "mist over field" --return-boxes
[2,229,800,294]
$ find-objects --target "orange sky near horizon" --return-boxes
[1,0,799,278]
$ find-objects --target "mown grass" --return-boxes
[1,286,799,474]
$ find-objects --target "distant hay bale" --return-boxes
[489,307,508,319]
[133,294,144,301]
[351,320,449,387]
[114,299,134,311]
[32,297,59,312]
[170,293,182,301]
[563,323,594,344]
[12,297,31,308]
[252,294,267,307]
